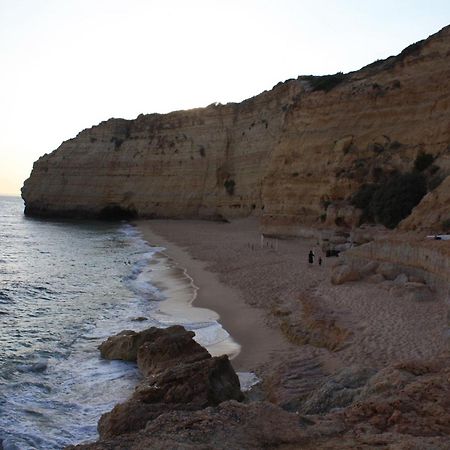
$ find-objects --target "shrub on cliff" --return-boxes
[224,179,235,196]
[302,72,348,93]
[352,172,426,228]
[351,183,378,223]
[414,151,434,172]
[442,219,450,232]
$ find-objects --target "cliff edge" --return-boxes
[22,25,450,233]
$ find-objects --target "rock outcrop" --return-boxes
[96,326,243,439]
[68,357,450,449]
[345,237,450,287]
[23,25,450,235]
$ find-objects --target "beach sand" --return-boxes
[136,218,449,380]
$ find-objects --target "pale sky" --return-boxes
[1,0,449,196]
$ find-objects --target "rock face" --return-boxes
[346,237,450,286]
[23,25,450,235]
[68,357,450,449]
[96,326,243,439]
[400,175,450,232]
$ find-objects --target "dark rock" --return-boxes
[301,366,376,414]
[97,401,201,439]
[68,357,450,450]
[98,325,208,364]
[137,326,210,376]
[99,356,242,438]
[73,401,307,449]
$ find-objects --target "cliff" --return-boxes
[22,25,450,233]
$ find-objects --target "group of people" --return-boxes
[308,250,322,266]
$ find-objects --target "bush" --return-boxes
[352,184,378,222]
[224,179,235,196]
[442,219,450,232]
[414,151,434,172]
[351,172,426,228]
[370,172,426,228]
[303,72,348,93]
[389,141,402,150]
[428,173,444,191]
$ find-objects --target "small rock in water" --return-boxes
[131,317,148,322]
[32,360,48,372]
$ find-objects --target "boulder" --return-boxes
[135,355,243,406]
[331,265,360,285]
[99,355,243,438]
[359,260,379,277]
[92,401,307,450]
[390,282,434,302]
[367,273,385,284]
[301,366,376,414]
[393,273,408,285]
[408,274,425,284]
[334,242,352,252]
[377,262,398,280]
[137,326,210,376]
[97,400,199,438]
[98,325,207,364]
[404,282,434,302]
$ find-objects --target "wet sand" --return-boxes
[137,219,293,371]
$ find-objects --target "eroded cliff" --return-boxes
[22,25,450,232]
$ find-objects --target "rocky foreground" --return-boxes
[66,325,450,449]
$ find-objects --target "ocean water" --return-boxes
[0,196,243,450]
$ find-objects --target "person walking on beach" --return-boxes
[308,250,314,265]
[318,256,322,266]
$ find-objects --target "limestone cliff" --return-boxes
[23,25,450,233]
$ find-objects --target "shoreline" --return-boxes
[135,218,449,372]
[136,219,293,371]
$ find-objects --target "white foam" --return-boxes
[237,372,260,391]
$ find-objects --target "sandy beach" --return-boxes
[136,217,449,386]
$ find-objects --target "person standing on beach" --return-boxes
[318,256,322,266]
[308,250,314,265]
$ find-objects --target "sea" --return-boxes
[0,196,251,449]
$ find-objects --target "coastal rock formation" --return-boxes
[23,26,450,235]
[98,325,210,373]
[400,175,450,232]
[96,326,243,439]
[68,357,450,449]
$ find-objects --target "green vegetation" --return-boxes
[428,173,444,191]
[302,72,348,93]
[398,40,424,61]
[442,219,450,232]
[351,172,427,228]
[389,140,402,150]
[414,151,434,172]
[110,136,124,150]
[224,179,235,196]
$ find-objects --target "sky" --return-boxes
[1,0,449,196]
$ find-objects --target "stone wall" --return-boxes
[346,238,450,289]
